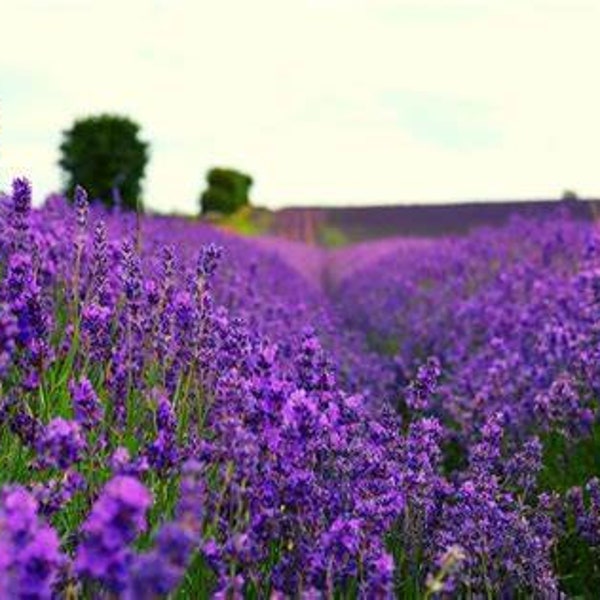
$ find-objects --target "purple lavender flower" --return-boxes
[145,391,179,472]
[109,447,150,478]
[534,374,594,436]
[405,356,441,412]
[321,516,361,564]
[32,469,85,516]
[36,418,86,469]
[12,177,32,216]
[90,220,109,301]
[213,574,245,600]
[0,305,18,375]
[122,239,143,305]
[567,478,600,546]
[197,243,223,280]
[81,302,112,361]
[361,550,395,598]
[74,184,89,230]
[294,327,337,392]
[0,485,64,599]
[506,436,542,492]
[125,529,193,600]
[123,460,205,598]
[10,177,32,250]
[70,376,103,430]
[75,475,152,592]
[9,409,42,446]
[5,252,34,303]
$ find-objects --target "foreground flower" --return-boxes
[0,486,64,599]
[75,476,152,592]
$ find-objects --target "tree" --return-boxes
[59,114,149,211]
[200,168,252,215]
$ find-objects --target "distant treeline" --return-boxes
[58,113,251,215]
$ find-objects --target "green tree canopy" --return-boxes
[59,114,149,211]
[200,167,253,215]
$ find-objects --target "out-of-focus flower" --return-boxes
[0,485,64,599]
[75,475,152,592]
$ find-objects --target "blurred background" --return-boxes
[1,0,600,241]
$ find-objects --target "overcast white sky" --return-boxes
[1,0,600,213]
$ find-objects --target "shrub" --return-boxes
[561,189,579,201]
[200,168,252,215]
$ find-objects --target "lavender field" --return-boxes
[2,178,600,598]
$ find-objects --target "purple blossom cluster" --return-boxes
[75,475,152,592]
[0,177,599,597]
[0,486,64,598]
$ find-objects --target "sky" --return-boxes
[1,0,600,213]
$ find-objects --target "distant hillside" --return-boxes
[271,198,600,245]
